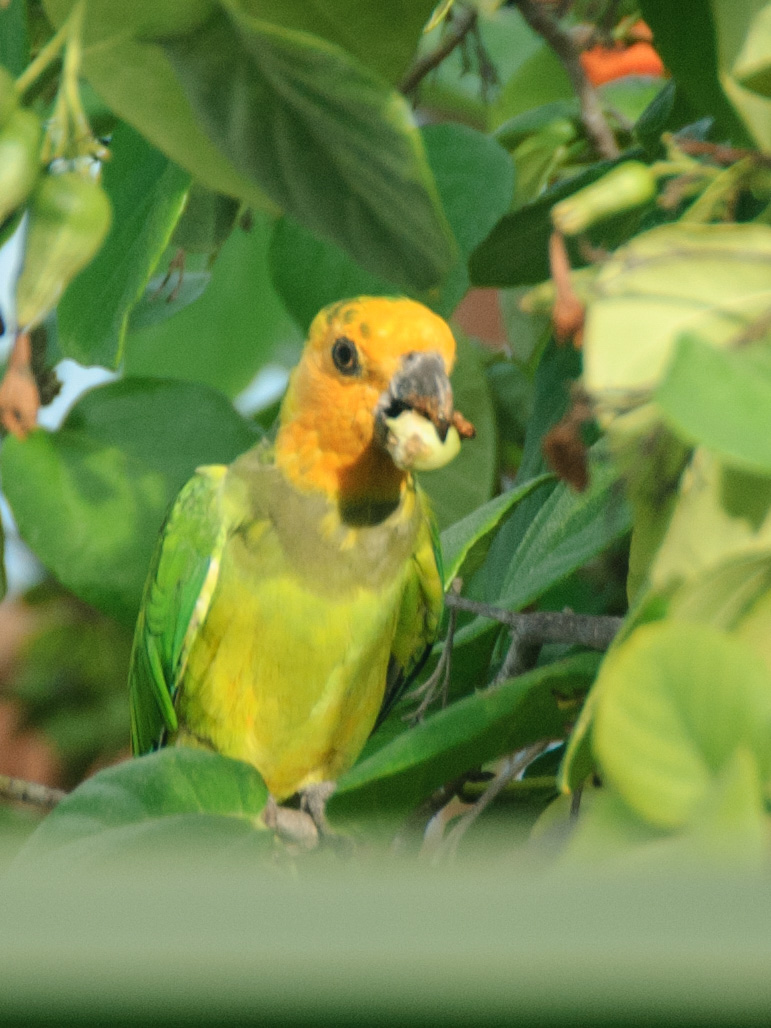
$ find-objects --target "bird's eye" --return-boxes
[332,336,360,376]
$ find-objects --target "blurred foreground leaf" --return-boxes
[16,749,268,870]
[657,334,771,475]
[593,621,771,829]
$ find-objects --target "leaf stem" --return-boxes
[15,18,70,97]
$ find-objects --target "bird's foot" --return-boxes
[262,796,318,850]
[300,780,337,838]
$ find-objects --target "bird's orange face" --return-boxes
[275,297,472,503]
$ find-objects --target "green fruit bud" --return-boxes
[0,66,18,129]
[16,172,112,329]
[551,161,657,236]
[0,107,41,224]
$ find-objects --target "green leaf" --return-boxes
[269,218,391,334]
[16,749,268,869]
[734,2,771,97]
[593,621,771,829]
[511,121,575,209]
[583,223,771,396]
[638,0,752,145]
[127,269,211,333]
[495,449,631,612]
[56,124,190,369]
[598,78,666,125]
[490,43,573,129]
[124,218,303,398]
[440,473,554,588]
[657,334,771,475]
[332,652,599,821]
[160,8,456,291]
[269,122,514,331]
[170,185,239,254]
[711,0,771,150]
[469,159,624,287]
[417,337,497,530]
[649,449,771,595]
[474,339,579,606]
[0,0,28,75]
[43,0,273,208]
[235,0,436,85]
[1,379,258,624]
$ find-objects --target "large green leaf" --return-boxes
[494,450,631,612]
[1,379,258,624]
[56,124,190,369]
[733,2,771,97]
[583,223,771,397]
[440,473,554,588]
[236,0,435,85]
[43,0,272,208]
[657,334,771,475]
[417,337,497,530]
[468,159,623,287]
[332,652,599,821]
[474,339,580,607]
[43,1,454,287]
[711,0,771,150]
[649,449,771,595]
[124,219,303,398]
[0,0,28,75]
[269,122,514,330]
[160,8,455,291]
[490,43,572,129]
[16,749,268,870]
[638,0,752,145]
[593,621,771,829]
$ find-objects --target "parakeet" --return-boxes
[128,296,474,828]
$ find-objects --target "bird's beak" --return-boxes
[375,351,475,472]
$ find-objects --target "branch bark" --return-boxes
[514,0,619,160]
[445,595,622,651]
[0,774,66,809]
[400,5,478,95]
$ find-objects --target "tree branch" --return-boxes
[432,741,552,861]
[0,774,66,809]
[400,5,478,95]
[445,595,622,651]
[514,0,619,160]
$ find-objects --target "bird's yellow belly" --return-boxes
[178,572,402,799]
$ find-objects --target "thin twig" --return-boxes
[432,741,552,862]
[0,774,66,810]
[445,595,622,652]
[515,0,619,159]
[406,579,462,723]
[400,5,478,95]
[675,138,771,169]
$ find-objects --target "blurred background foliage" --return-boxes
[0,0,769,933]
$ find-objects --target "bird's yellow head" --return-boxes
[275,297,474,505]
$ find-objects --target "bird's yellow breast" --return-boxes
[175,457,422,800]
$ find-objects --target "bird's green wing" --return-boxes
[377,486,444,724]
[129,465,229,755]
